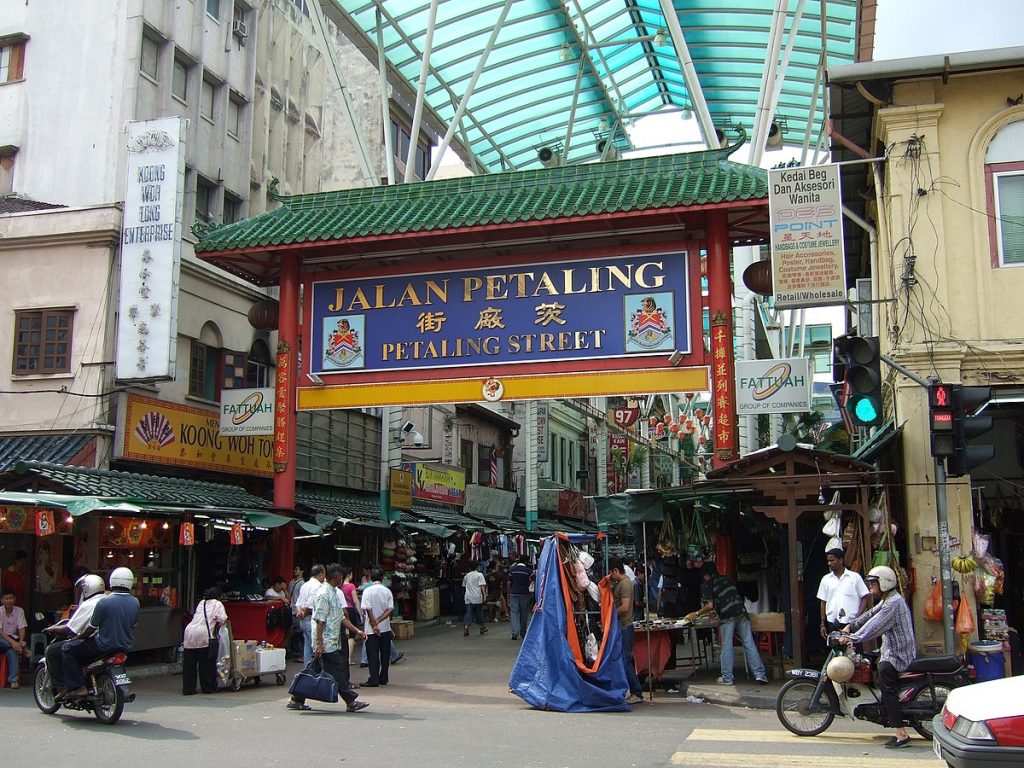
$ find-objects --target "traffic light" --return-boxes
[946,386,994,477]
[843,336,883,428]
[928,382,955,458]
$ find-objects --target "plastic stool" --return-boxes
[0,654,20,688]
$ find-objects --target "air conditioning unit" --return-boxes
[232,20,248,43]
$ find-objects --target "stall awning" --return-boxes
[594,491,665,525]
[853,419,903,464]
[401,520,456,539]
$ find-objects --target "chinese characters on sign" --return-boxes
[710,311,736,461]
[309,253,691,377]
[273,342,291,473]
[116,117,186,380]
[768,164,846,309]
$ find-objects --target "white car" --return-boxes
[932,675,1024,767]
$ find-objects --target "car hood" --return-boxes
[946,676,1024,721]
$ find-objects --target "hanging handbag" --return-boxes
[203,602,220,662]
[288,658,339,703]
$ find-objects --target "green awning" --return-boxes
[594,491,665,525]
[853,419,902,464]
[0,491,143,517]
[401,520,456,539]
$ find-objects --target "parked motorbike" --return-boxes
[33,639,136,725]
[775,631,973,740]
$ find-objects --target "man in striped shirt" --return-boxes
[841,564,916,749]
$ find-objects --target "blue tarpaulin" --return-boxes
[508,533,629,712]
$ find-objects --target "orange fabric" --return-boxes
[555,541,615,675]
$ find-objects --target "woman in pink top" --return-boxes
[182,587,228,695]
[341,566,361,663]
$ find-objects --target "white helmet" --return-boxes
[109,567,135,591]
[826,655,855,683]
[76,574,105,600]
[866,565,898,593]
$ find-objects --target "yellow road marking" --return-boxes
[686,728,893,744]
[670,752,942,767]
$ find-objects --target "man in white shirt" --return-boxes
[817,548,870,637]
[295,564,326,665]
[360,568,394,687]
[462,563,488,637]
[41,574,106,698]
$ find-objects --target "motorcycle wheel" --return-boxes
[909,684,952,740]
[92,674,125,725]
[33,665,61,715]
[776,679,836,736]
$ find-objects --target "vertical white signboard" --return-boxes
[116,117,186,381]
[768,164,846,309]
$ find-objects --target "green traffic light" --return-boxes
[850,395,881,425]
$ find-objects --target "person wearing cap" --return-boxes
[816,548,870,638]
[41,574,107,700]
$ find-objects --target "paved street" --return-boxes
[1,624,945,768]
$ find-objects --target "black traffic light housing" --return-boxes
[946,386,994,477]
[843,336,883,428]
[928,382,955,458]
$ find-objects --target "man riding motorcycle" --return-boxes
[42,573,107,701]
[60,567,140,701]
[840,565,916,749]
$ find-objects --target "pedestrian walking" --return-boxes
[360,567,394,687]
[287,564,368,713]
[462,564,488,637]
[295,564,325,665]
[182,587,228,695]
[697,561,768,685]
[609,559,644,705]
[507,555,533,640]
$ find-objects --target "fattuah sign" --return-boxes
[735,358,812,415]
[768,164,846,309]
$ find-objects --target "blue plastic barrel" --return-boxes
[968,641,1005,682]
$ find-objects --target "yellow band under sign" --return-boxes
[297,367,710,409]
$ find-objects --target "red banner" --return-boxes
[179,522,195,546]
[710,311,736,461]
[230,524,244,545]
[607,434,629,494]
[273,341,291,472]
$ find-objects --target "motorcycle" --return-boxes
[33,636,136,725]
[775,631,973,740]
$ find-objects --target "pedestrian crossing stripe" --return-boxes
[670,752,942,767]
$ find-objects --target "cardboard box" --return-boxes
[416,586,439,621]
[232,640,258,676]
[392,619,415,640]
[256,647,286,673]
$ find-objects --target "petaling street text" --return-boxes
[381,329,607,361]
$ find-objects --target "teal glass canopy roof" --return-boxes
[333,0,858,172]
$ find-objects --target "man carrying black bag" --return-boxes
[287,564,369,713]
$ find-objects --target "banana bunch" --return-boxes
[952,554,978,574]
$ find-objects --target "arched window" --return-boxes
[245,338,274,388]
[188,321,222,401]
[985,119,1024,266]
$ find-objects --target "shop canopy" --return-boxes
[0,461,290,526]
[297,490,481,536]
[594,490,665,525]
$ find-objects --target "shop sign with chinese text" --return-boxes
[300,251,708,408]
[116,117,186,380]
[399,462,466,506]
[121,394,274,477]
[768,164,846,309]
[735,358,812,414]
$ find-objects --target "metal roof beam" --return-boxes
[404,0,439,183]
[557,0,627,133]
[376,8,396,184]
[659,0,718,148]
[426,0,515,180]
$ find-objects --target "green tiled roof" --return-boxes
[195,149,767,255]
[5,461,272,510]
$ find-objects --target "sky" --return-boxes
[874,0,1024,59]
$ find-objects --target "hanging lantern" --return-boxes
[685,419,694,430]
[649,416,658,427]
[702,415,712,426]
[655,423,665,436]
[694,408,705,419]
[247,299,279,331]
[230,524,244,545]
[179,522,195,546]
[663,413,672,424]
[685,392,695,399]
[669,423,679,434]
[698,435,707,446]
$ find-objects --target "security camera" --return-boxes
[537,146,561,168]
[411,431,424,447]
[401,420,415,434]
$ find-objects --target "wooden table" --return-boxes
[633,619,718,679]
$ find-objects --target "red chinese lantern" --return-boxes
[685,419,694,430]
[663,413,672,424]
[698,435,707,446]
[694,408,705,419]
[649,416,658,427]
[702,415,712,426]
[669,423,679,434]
[247,299,279,331]
[655,423,665,436]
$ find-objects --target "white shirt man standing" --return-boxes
[360,568,394,687]
[295,564,326,665]
[462,564,488,637]
[817,548,870,637]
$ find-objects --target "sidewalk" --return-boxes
[123,617,787,710]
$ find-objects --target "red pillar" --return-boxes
[271,255,299,578]
[706,210,738,468]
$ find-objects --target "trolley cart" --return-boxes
[217,625,288,691]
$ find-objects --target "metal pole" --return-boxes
[426,0,514,179]
[377,9,396,185]
[659,0,718,148]
[934,458,956,654]
[643,520,653,700]
[404,0,439,182]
